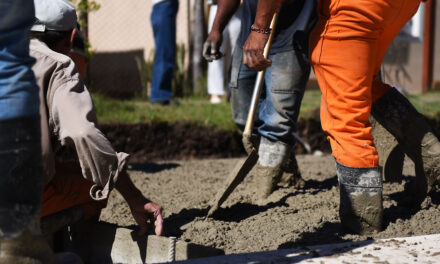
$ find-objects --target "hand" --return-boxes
[203,30,224,62]
[129,198,164,236]
[243,31,271,71]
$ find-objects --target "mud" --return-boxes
[99,118,330,163]
[100,154,440,255]
[100,115,440,163]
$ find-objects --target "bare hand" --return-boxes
[203,30,223,62]
[130,200,163,236]
[243,31,271,71]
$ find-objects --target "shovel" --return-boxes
[207,13,279,217]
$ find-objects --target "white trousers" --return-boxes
[207,5,242,96]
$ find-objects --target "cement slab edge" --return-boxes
[172,233,440,264]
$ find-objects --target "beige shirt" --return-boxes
[30,39,129,201]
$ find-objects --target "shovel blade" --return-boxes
[207,149,258,217]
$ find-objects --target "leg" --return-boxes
[310,0,420,234]
[207,5,227,99]
[230,46,261,133]
[41,162,105,235]
[41,162,105,219]
[150,0,178,103]
[368,1,438,202]
[0,1,69,262]
[256,48,310,197]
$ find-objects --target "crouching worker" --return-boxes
[29,0,163,237]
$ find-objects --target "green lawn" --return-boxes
[92,89,440,131]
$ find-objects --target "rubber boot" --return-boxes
[280,151,305,188]
[254,137,289,199]
[337,162,383,234]
[372,87,440,200]
[0,116,82,264]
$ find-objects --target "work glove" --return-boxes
[203,30,223,62]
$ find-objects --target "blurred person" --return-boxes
[150,0,179,105]
[203,0,317,198]
[245,0,440,234]
[0,0,81,263]
[29,0,163,237]
[206,0,242,104]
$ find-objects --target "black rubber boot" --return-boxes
[254,137,289,199]
[337,162,383,234]
[372,87,440,200]
[0,116,54,263]
[0,116,83,264]
[0,116,44,238]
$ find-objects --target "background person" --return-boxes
[206,0,242,104]
[150,0,179,105]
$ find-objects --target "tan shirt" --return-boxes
[30,39,129,201]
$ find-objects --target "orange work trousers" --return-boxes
[41,162,105,219]
[310,0,422,167]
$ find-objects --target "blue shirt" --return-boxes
[239,0,317,54]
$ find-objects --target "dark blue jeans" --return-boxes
[150,0,179,103]
[0,0,39,120]
[0,0,43,237]
[230,46,310,145]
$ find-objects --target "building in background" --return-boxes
[87,0,439,97]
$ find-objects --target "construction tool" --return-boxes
[207,13,279,217]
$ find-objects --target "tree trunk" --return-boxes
[191,0,206,95]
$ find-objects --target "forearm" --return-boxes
[210,0,240,33]
[115,170,147,206]
[253,0,283,28]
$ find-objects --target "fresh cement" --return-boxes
[100,154,440,254]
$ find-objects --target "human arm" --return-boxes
[48,61,163,235]
[203,0,241,61]
[115,170,163,236]
[242,0,282,71]
[47,59,127,201]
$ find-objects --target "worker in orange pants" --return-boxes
[243,0,440,234]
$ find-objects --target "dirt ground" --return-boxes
[100,154,440,255]
[100,115,440,162]
[100,118,330,162]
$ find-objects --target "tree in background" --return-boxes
[69,0,100,57]
[191,0,207,95]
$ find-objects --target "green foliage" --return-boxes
[69,0,101,58]
[172,44,192,97]
[70,0,101,26]
[135,50,155,99]
[136,44,194,99]
[407,91,440,118]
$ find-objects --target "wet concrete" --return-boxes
[100,154,440,255]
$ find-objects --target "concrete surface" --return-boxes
[175,234,440,264]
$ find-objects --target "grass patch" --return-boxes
[92,89,440,130]
[407,91,440,118]
[92,93,236,131]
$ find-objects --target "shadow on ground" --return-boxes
[129,162,180,173]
